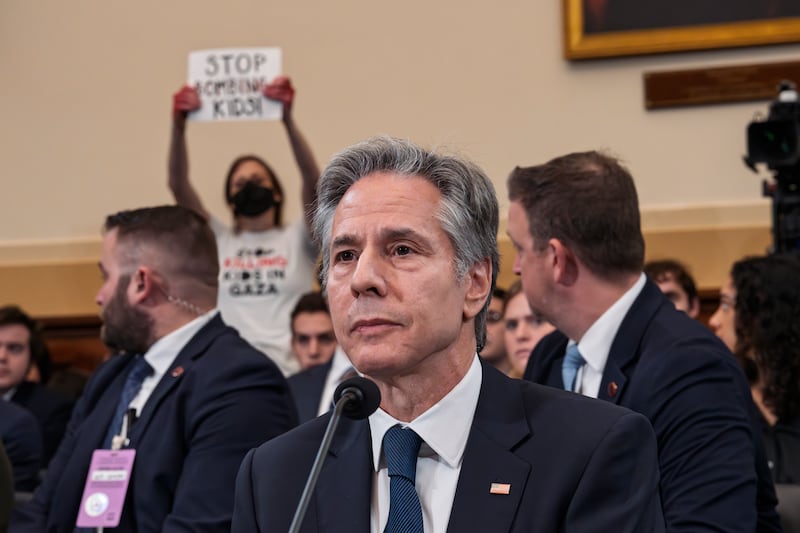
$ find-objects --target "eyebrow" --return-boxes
[332,227,429,248]
[331,234,359,249]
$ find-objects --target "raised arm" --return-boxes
[264,77,321,231]
[168,85,210,221]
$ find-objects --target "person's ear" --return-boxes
[550,239,579,287]
[128,266,155,304]
[463,257,492,320]
[688,297,701,319]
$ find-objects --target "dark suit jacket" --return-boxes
[0,401,43,492]
[232,362,665,532]
[525,280,781,532]
[10,381,74,466]
[1,440,14,533]
[12,314,298,533]
[287,360,332,423]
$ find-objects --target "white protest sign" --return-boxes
[187,47,282,122]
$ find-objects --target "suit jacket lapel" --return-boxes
[528,332,568,389]
[129,315,224,442]
[314,417,372,532]
[598,280,663,403]
[78,353,137,449]
[447,364,532,533]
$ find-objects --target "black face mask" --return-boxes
[232,182,276,218]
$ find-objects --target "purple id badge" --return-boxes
[75,449,136,528]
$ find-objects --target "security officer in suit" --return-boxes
[12,205,297,532]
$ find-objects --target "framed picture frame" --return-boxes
[564,0,800,60]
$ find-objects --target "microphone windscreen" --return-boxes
[334,376,381,420]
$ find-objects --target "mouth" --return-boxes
[350,318,400,335]
[514,349,533,359]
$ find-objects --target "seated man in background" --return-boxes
[0,440,12,533]
[233,136,664,532]
[288,345,355,424]
[644,259,700,319]
[511,151,780,531]
[12,205,297,532]
[0,401,42,492]
[287,291,347,422]
[290,291,337,371]
[0,305,73,466]
[477,286,509,374]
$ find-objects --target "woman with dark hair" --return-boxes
[503,280,555,379]
[709,254,800,483]
[168,76,320,376]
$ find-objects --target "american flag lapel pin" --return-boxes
[171,366,185,378]
[490,482,511,495]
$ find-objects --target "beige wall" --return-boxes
[1,1,796,315]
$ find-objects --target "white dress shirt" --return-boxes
[316,346,355,416]
[570,273,646,398]
[368,355,482,533]
[127,309,216,415]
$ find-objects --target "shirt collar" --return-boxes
[330,345,354,380]
[572,273,646,373]
[369,354,482,471]
[142,309,217,375]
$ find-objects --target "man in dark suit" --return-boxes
[0,305,75,467]
[12,205,297,532]
[288,346,356,423]
[289,291,338,372]
[232,137,665,532]
[507,151,780,531]
[0,440,12,533]
[0,400,42,492]
[287,292,349,423]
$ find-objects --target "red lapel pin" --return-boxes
[607,381,619,398]
[171,366,185,378]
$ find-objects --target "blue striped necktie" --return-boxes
[383,425,424,533]
[102,355,153,449]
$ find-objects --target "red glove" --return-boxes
[263,76,295,114]
[172,85,201,120]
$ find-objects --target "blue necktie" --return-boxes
[383,425,424,533]
[562,344,585,392]
[102,356,153,449]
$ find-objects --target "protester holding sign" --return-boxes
[169,75,321,376]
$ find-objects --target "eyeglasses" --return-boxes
[486,310,503,324]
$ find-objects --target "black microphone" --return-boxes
[333,376,381,420]
[288,376,381,533]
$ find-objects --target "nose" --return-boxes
[350,248,386,297]
[708,307,721,332]
[512,253,522,276]
[514,322,532,340]
[308,337,319,356]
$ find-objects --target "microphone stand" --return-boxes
[287,390,355,533]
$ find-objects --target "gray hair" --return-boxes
[313,136,499,350]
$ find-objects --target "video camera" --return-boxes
[744,80,800,254]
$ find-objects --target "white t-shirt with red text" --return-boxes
[210,217,317,376]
